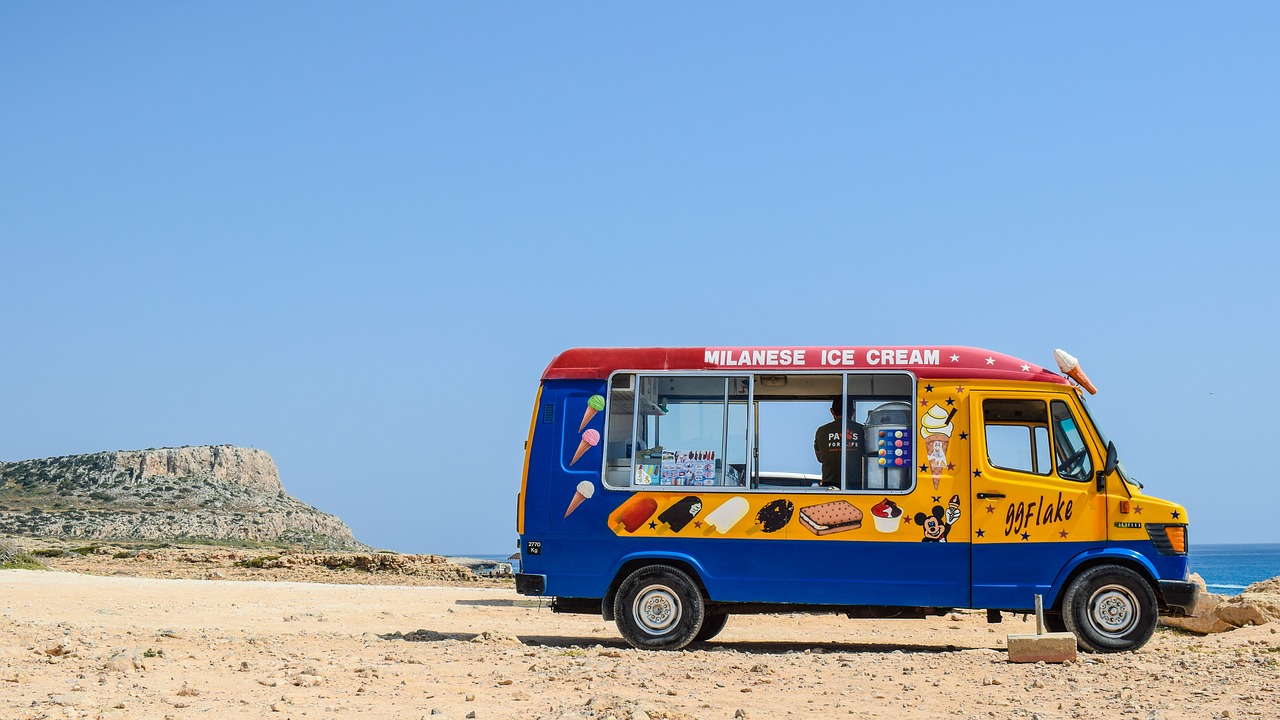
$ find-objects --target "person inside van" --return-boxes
[814,397,866,489]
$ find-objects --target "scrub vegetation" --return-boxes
[0,538,44,570]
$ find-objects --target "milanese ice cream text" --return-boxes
[704,348,941,367]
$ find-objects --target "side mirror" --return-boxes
[1097,441,1118,492]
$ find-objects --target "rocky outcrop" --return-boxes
[1161,573,1275,634]
[0,446,365,551]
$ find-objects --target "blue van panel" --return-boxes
[522,535,971,607]
[973,541,1189,610]
[1108,541,1190,582]
[972,541,1097,609]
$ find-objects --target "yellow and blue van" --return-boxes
[515,346,1196,652]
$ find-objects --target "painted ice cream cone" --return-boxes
[925,435,949,490]
[919,403,955,491]
[570,429,600,466]
[579,395,605,432]
[564,480,595,517]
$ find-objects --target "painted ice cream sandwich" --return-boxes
[798,500,863,536]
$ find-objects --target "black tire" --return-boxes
[694,612,728,642]
[1042,611,1067,634]
[612,565,705,651]
[1061,565,1158,653]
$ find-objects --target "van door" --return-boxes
[969,392,1107,610]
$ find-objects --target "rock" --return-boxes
[104,649,147,673]
[470,631,521,646]
[1162,574,1276,634]
[50,693,88,706]
[1215,603,1269,628]
[0,446,365,550]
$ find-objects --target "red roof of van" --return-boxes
[542,346,1072,387]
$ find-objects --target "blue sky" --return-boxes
[2,3,1276,554]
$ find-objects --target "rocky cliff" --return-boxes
[0,446,366,551]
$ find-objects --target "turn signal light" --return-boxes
[1118,500,1131,514]
[1164,525,1187,554]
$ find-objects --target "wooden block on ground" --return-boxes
[1006,632,1078,663]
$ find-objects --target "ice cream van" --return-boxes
[515,346,1197,653]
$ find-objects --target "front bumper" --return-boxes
[1159,579,1199,616]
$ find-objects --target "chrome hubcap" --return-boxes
[1089,584,1138,637]
[633,584,681,635]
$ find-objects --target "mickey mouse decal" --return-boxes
[914,494,961,542]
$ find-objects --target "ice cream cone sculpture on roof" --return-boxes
[920,404,955,490]
[1053,349,1097,395]
[571,429,600,465]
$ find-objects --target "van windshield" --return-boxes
[1077,394,1136,486]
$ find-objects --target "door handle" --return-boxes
[976,492,1006,500]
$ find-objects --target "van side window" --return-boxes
[1050,400,1093,481]
[604,374,749,489]
[983,399,1052,475]
[603,374,638,488]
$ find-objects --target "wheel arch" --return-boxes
[601,552,710,622]
[1047,548,1161,611]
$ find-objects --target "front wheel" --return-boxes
[1042,611,1067,634]
[694,612,728,642]
[1061,565,1158,653]
[612,565,705,650]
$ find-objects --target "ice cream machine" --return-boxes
[864,401,913,490]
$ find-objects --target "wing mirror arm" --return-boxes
[1097,441,1118,492]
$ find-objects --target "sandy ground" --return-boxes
[2,568,1279,720]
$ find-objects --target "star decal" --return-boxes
[985,357,995,366]
[958,432,968,440]
[920,463,930,473]
[947,463,955,471]
[1059,530,1069,539]
[985,504,995,514]
[972,469,982,478]
[976,529,986,538]
[919,398,929,407]
[1021,364,1031,372]
[945,397,955,406]
[949,354,960,363]
[1171,510,1181,519]
[932,496,941,503]
[925,384,934,393]
[955,386,966,394]
[1020,532,1030,541]
[1133,505,1143,515]
[693,521,702,529]
[648,521,657,530]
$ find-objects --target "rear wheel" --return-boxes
[694,612,728,642]
[1061,565,1158,653]
[612,565,705,650]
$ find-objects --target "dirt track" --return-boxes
[2,569,1279,720]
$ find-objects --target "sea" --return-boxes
[461,543,1280,597]
[1190,543,1280,596]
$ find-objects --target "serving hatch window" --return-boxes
[604,371,914,492]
